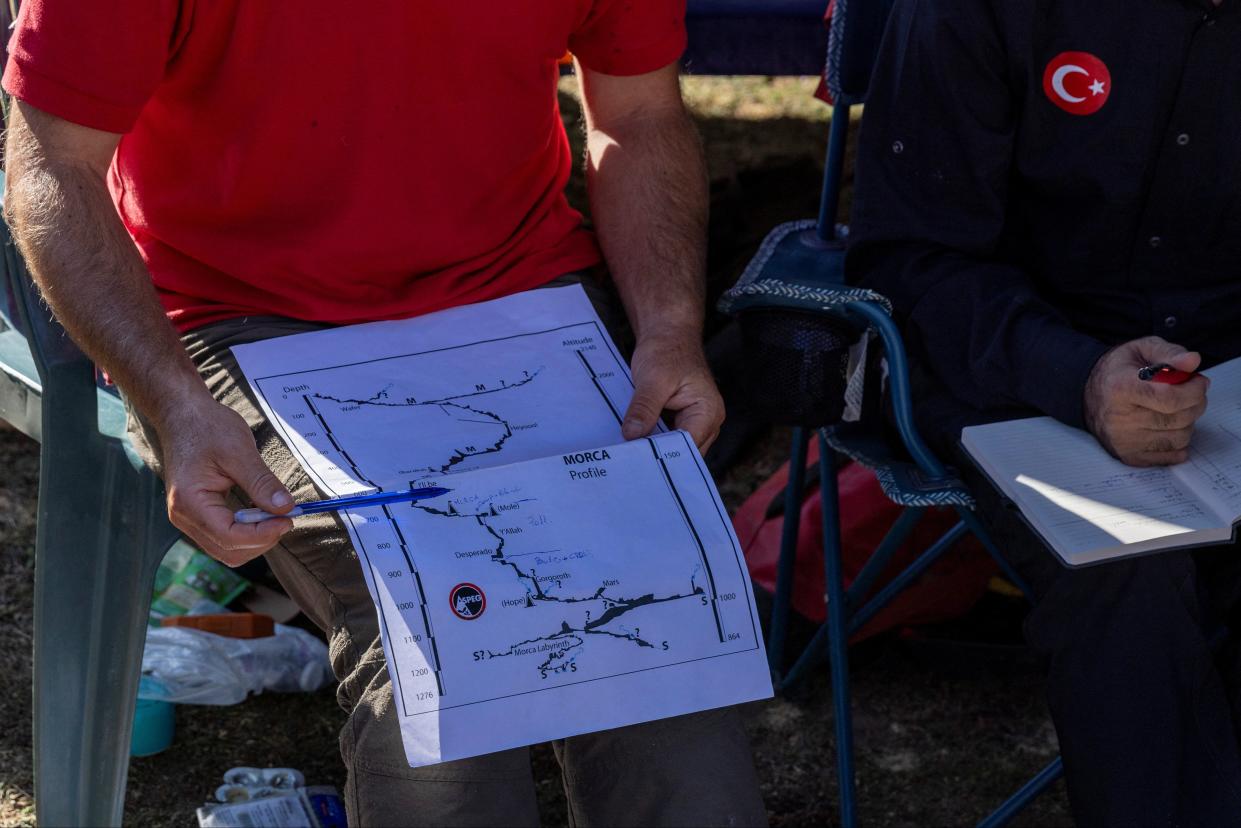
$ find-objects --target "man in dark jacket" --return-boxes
[849,0,1241,822]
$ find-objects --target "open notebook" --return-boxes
[962,356,1241,567]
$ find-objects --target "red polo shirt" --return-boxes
[3,1,686,331]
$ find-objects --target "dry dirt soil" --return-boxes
[0,77,1072,827]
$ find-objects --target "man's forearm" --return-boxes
[576,65,722,447]
[5,110,211,430]
[585,103,708,342]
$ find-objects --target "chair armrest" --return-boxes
[716,220,892,317]
[719,219,948,481]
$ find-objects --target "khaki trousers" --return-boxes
[128,278,768,827]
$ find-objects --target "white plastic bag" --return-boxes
[139,624,333,705]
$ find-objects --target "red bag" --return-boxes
[733,439,995,642]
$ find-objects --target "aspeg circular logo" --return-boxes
[1043,51,1111,116]
[449,583,486,620]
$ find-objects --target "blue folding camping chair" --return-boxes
[716,2,1065,826]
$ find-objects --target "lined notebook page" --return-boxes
[1175,358,1241,519]
[963,418,1226,564]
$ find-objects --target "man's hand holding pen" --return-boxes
[1084,336,1210,467]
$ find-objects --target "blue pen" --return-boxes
[234,486,453,524]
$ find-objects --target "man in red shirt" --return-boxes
[2,1,767,824]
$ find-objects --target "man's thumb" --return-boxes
[230,453,293,514]
[1143,337,1201,373]
[622,387,664,440]
[1168,350,1202,373]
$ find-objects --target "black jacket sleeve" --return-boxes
[846,0,1109,429]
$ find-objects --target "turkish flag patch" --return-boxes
[1043,51,1111,116]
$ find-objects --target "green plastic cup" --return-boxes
[130,677,175,757]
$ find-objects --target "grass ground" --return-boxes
[0,76,1073,826]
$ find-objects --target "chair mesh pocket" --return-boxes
[738,307,862,428]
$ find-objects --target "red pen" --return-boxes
[1138,363,1200,384]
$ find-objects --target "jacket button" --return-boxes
[1164,315,1178,329]
[1176,133,1190,146]
[1149,235,1162,248]
[892,140,905,154]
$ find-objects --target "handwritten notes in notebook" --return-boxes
[961,356,1241,566]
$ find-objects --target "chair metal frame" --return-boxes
[765,325,1064,828]
[727,100,1066,828]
